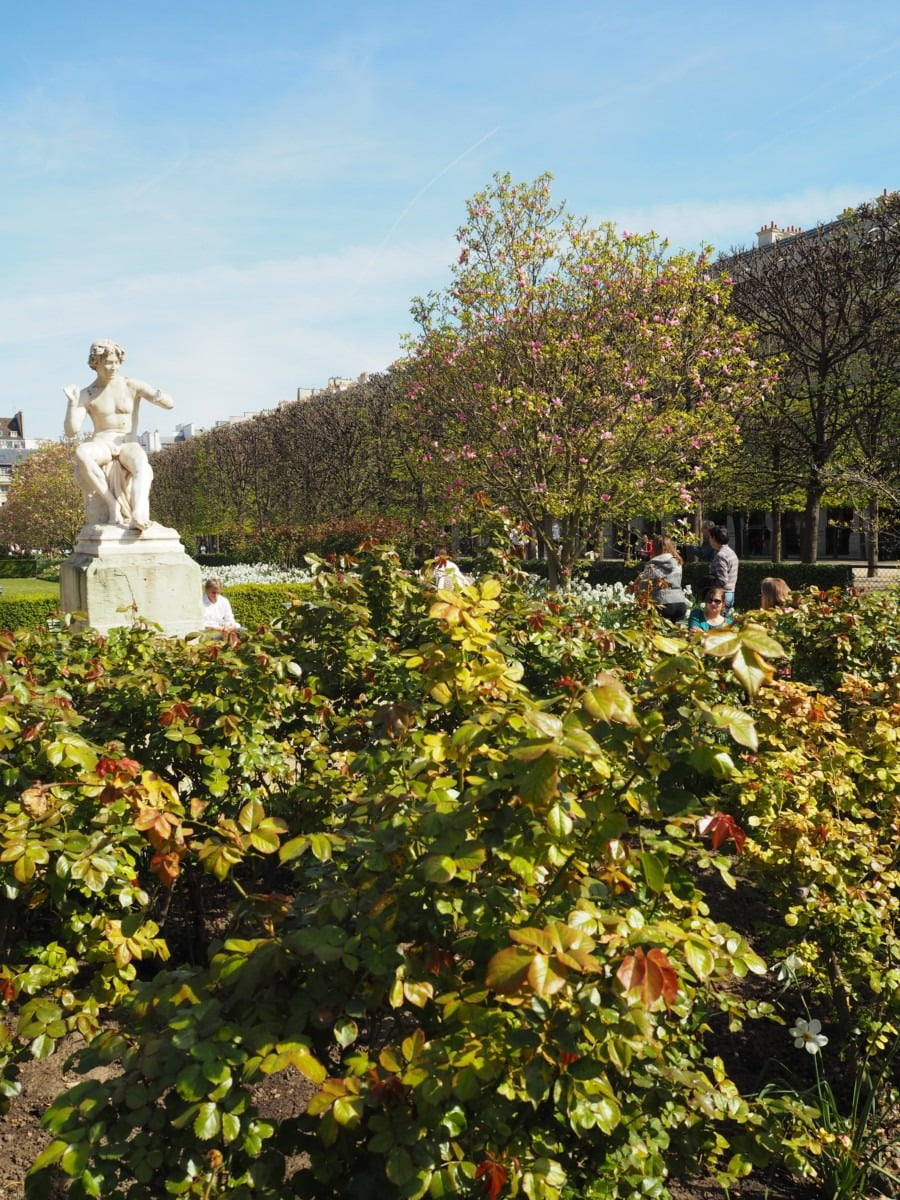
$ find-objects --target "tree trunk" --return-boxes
[801,490,822,563]
[867,495,878,578]
[771,502,783,563]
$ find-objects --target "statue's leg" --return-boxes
[74,445,118,523]
[119,446,152,530]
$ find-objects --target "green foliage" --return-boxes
[0,441,83,554]
[0,594,60,631]
[0,547,893,1200]
[0,559,39,578]
[565,560,853,611]
[224,583,308,629]
[150,371,428,544]
[403,172,775,583]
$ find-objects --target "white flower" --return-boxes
[790,1017,828,1054]
[774,953,803,983]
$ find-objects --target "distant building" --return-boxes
[296,373,368,403]
[150,374,371,446]
[0,413,40,506]
[139,423,202,453]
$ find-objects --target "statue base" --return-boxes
[61,523,204,636]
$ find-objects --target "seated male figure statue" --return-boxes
[64,340,174,531]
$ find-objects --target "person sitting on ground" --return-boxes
[708,524,739,613]
[201,577,240,631]
[688,585,733,632]
[422,548,472,591]
[634,535,688,623]
[760,576,793,611]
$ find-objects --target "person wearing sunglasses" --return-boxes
[687,586,733,632]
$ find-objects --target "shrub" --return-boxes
[0,559,38,578]
[226,582,311,629]
[0,594,60,630]
[574,559,851,610]
[7,548,896,1199]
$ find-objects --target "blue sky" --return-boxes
[3,0,898,440]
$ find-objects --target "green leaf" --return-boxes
[387,1147,415,1186]
[221,1111,241,1143]
[517,754,558,806]
[528,953,567,997]
[594,1094,621,1134]
[423,854,457,883]
[709,704,758,750]
[333,1096,363,1127]
[636,851,667,894]
[334,1018,358,1047]
[279,835,309,863]
[684,938,716,980]
[29,1139,67,1172]
[582,676,637,726]
[730,646,774,696]
[193,1102,221,1140]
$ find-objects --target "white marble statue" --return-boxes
[64,340,174,531]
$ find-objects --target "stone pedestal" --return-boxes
[61,523,203,636]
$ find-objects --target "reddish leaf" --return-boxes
[698,811,746,854]
[617,946,679,1009]
[97,756,141,779]
[134,806,183,849]
[150,850,184,887]
[486,946,533,994]
[476,1160,508,1200]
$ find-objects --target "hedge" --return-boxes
[225,583,311,629]
[0,595,61,631]
[512,558,853,609]
[0,560,38,579]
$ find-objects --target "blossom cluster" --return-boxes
[201,563,316,587]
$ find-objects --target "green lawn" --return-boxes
[1,577,60,598]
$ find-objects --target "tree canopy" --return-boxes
[724,190,900,562]
[0,440,83,553]
[402,173,774,582]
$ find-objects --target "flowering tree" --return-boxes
[404,173,775,584]
[0,440,83,553]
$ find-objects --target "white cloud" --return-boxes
[1,236,455,440]
[601,185,885,253]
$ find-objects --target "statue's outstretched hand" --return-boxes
[64,385,81,405]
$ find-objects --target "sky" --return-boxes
[3,0,899,441]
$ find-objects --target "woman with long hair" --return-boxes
[635,534,688,623]
[760,577,792,610]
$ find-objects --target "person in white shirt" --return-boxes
[422,548,472,591]
[202,578,239,631]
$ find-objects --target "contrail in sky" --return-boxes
[378,126,501,250]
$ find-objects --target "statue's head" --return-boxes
[88,340,125,369]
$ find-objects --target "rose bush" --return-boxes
[2,550,895,1198]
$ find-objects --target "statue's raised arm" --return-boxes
[63,340,172,532]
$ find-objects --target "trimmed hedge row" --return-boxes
[0,559,38,578]
[463,558,853,610]
[226,583,309,629]
[578,560,854,610]
[0,586,305,634]
[0,595,61,631]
